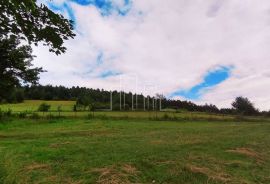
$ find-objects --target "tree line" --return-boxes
[2,85,269,116]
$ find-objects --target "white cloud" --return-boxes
[33,0,270,110]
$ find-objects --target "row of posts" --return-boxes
[110,91,162,111]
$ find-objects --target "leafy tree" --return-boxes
[77,95,90,110]
[232,96,258,115]
[38,103,50,114]
[73,104,77,117]
[0,0,75,54]
[0,0,75,101]
[0,36,43,101]
[15,88,24,103]
[76,94,95,111]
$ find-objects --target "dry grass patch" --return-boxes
[226,148,263,163]
[24,162,50,172]
[91,164,139,184]
[185,164,231,183]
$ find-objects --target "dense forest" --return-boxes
[4,85,267,116]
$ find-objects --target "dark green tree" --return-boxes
[0,0,75,101]
[232,96,258,116]
[0,0,75,54]
[38,102,50,116]
[0,36,43,101]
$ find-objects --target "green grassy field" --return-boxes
[0,118,269,184]
[0,100,76,112]
[0,100,237,121]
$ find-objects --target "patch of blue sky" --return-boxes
[73,52,121,79]
[47,2,76,23]
[96,52,104,66]
[47,0,133,27]
[69,0,132,16]
[171,66,232,100]
[99,70,122,78]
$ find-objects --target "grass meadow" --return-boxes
[0,100,237,121]
[0,100,76,112]
[0,101,269,183]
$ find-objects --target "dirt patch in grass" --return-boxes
[185,164,231,183]
[24,163,50,172]
[226,148,263,163]
[90,164,139,184]
[49,141,72,148]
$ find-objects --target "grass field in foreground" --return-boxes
[0,119,269,183]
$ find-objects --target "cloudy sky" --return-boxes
[35,0,270,110]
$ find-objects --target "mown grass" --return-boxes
[0,118,269,183]
[0,100,238,122]
[0,100,76,112]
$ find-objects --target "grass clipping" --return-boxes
[91,164,139,184]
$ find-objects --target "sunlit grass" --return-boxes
[0,118,269,183]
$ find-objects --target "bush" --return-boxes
[38,103,51,112]
[163,113,170,120]
[17,112,27,118]
[87,113,95,119]
[30,113,40,119]
[46,113,55,119]
[98,114,108,120]
[4,109,12,117]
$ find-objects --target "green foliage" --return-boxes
[77,95,96,111]
[17,111,27,118]
[20,85,236,114]
[0,108,13,119]
[163,113,170,120]
[0,36,44,101]
[4,109,12,117]
[0,0,75,54]
[37,103,50,112]
[0,0,75,102]
[15,89,24,103]
[73,104,77,112]
[232,96,259,116]
[30,112,40,119]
